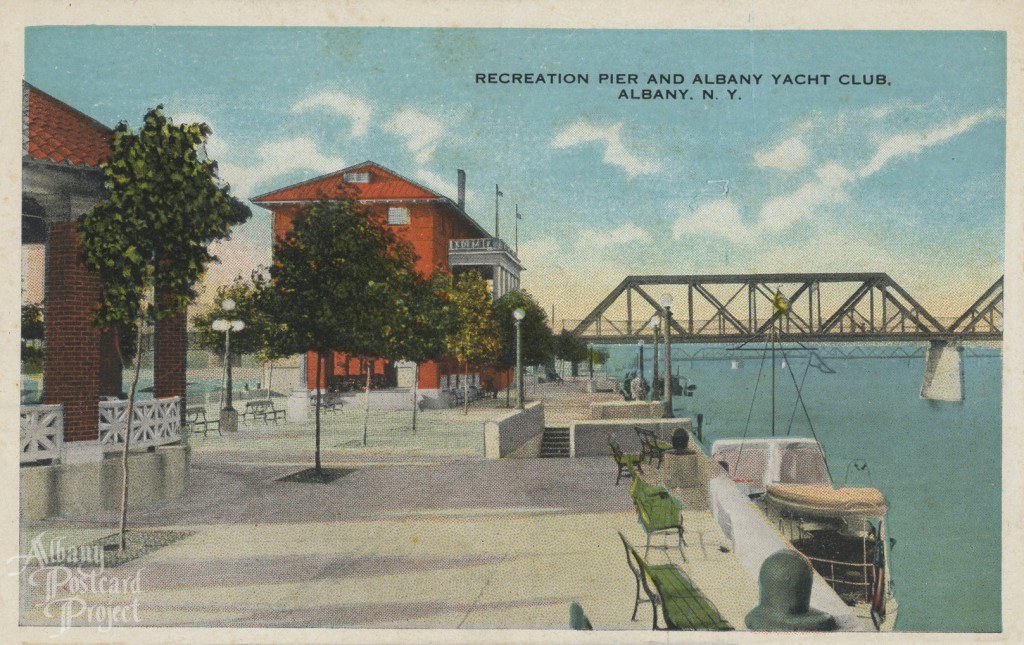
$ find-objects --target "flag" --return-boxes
[772,289,789,315]
[516,208,523,220]
[496,185,504,197]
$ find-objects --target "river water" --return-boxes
[606,344,1002,632]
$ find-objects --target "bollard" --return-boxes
[745,549,837,631]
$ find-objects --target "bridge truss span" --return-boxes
[570,273,1002,344]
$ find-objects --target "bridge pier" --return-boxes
[920,341,963,402]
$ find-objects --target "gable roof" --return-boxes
[252,161,443,203]
[24,83,113,168]
[252,161,491,238]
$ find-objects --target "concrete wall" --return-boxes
[483,402,545,459]
[20,445,190,521]
[569,418,691,457]
[589,400,668,420]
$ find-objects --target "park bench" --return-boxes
[308,390,344,413]
[608,434,643,485]
[185,406,219,437]
[618,531,732,631]
[242,399,285,426]
[635,426,672,467]
[628,471,687,560]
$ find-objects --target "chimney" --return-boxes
[457,169,466,210]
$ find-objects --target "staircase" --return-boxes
[538,427,571,458]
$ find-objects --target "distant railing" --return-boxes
[98,397,182,450]
[449,238,514,255]
[20,404,63,464]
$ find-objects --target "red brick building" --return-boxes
[22,84,188,440]
[251,162,524,403]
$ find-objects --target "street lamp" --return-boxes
[513,308,525,409]
[637,339,644,378]
[588,343,594,380]
[213,298,245,432]
[650,314,661,401]
[660,293,673,414]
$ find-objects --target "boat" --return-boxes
[707,290,898,630]
[763,483,897,630]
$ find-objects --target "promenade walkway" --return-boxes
[20,380,759,632]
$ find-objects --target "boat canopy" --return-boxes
[766,483,888,518]
[711,438,830,495]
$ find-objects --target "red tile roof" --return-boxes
[24,83,113,168]
[252,162,442,203]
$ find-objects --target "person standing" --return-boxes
[631,372,647,402]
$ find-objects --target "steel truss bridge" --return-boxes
[569,273,1003,345]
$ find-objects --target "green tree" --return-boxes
[192,272,289,399]
[494,289,555,369]
[446,270,501,413]
[379,269,455,431]
[266,199,419,469]
[555,329,589,376]
[78,106,250,551]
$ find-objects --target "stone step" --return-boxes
[539,427,571,458]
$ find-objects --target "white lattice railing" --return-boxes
[20,404,63,464]
[98,397,182,450]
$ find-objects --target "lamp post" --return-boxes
[637,340,644,378]
[650,314,661,401]
[588,343,594,380]
[213,298,245,433]
[513,308,525,409]
[660,294,673,414]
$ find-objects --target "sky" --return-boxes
[24,28,1006,322]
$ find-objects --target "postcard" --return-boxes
[3,2,1021,643]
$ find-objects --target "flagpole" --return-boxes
[515,204,520,255]
[495,184,501,239]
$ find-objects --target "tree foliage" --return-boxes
[266,199,419,358]
[192,272,288,362]
[265,198,428,465]
[555,329,589,364]
[79,106,251,330]
[493,289,554,367]
[381,269,456,364]
[445,270,502,367]
[76,106,249,552]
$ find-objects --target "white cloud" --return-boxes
[673,198,754,244]
[858,108,1002,179]
[414,169,477,204]
[758,163,853,232]
[551,120,661,177]
[580,222,653,249]
[291,91,372,138]
[754,137,810,172]
[384,108,445,165]
[215,137,347,199]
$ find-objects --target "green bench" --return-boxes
[635,426,672,467]
[608,434,643,485]
[628,469,687,560]
[618,531,732,631]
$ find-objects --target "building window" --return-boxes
[388,207,410,225]
[343,172,370,183]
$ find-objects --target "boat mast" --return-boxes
[771,317,777,437]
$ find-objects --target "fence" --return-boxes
[20,404,63,464]
[98,396,183,450]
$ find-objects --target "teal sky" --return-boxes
[25,28,1006,320]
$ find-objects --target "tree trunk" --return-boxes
[266,360,274,402]
[506,368,511,408]
[411,362,419,432]
[463,363,470,415]
[315,351,322,475]
[118,317,147,553]
[362,361,371,445]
